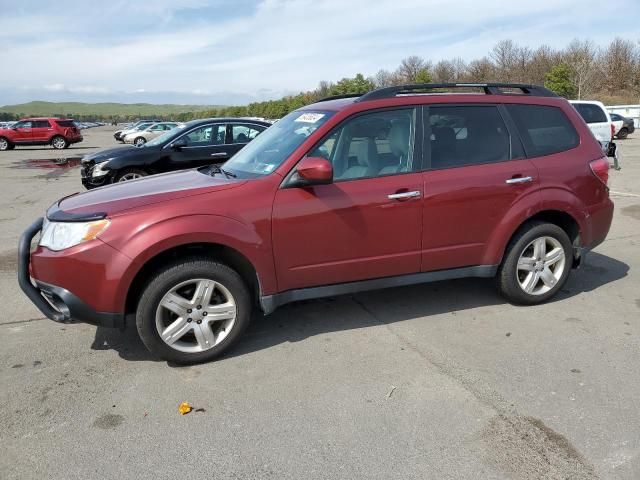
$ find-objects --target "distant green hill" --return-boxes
[0,101,221,120]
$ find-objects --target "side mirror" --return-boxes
[171,138,187,150]
[292,157,333,186]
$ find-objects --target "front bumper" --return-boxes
[18,218,125,328]
[80,163,111,189]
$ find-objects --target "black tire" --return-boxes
[617,127,628,139]
[136,257,252,364]
[51,135,69,149]
[497,221,573,305]
[134,136,146,146]
[113,168,148,182]
[0,137,12,151]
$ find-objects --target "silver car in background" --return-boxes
[123,122,182,146]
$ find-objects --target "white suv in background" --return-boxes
[570,100,619,169]
[570,100,613,143]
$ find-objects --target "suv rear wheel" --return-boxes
[136,258,252,364]
[51,135,69,149]
[497,222,572,304]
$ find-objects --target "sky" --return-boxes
[0,0,638,106]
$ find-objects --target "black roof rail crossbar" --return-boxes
[316,93,365,102]
[355,83,557,102]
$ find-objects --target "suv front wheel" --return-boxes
[497,222,572,305]
[136,257,252,364]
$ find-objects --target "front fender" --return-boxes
[102,213,275,311]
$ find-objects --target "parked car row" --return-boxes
[75,121,106,130]
[0,117,83,150]
[20,83,616,363]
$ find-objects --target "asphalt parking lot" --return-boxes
[1,126,639,479]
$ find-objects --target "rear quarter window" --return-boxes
[506,105,579,157]
[574,103,607,124]
[55,120,76,127]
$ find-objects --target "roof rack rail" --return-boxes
[316,93,365,102]
[355,83,557,103]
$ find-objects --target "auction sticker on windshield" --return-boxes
[295,113,325,123]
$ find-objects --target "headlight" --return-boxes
[39,218,110,251]
[92,161,110,178]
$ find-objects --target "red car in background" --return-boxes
[0,117,83,150]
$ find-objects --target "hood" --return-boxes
[50,169,245,218]
[82,145,152,163]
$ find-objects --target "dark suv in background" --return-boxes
[81,118,270,187]
[20,83,613,364]
[0,117,83,150]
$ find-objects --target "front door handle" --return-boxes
[505,176,533,185]
[210,152,227,158]
[388,190,421,200]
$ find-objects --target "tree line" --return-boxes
[2,37,638,123]
[179,37,640,121]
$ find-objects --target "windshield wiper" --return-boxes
[209,164,237,178]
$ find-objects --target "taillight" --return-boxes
[611,123,615,140]
[590,157,609,187]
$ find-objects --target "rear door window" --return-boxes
[33,120,51,128]
[55,120,75,127]
[183,124,226,146]
[506,104,579,157]
[230,124,265,144]
[574,103,607,124]
[427,105,517,169]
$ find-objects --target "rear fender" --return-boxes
[482,187,587,266]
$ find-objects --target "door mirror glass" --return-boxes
[293,157,333,186]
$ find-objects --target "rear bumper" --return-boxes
[585,197,614,251]
[18,218,125,328]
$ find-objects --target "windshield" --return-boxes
[223,110,334,178]
[145,124,187,147]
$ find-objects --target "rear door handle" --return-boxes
[388,190,421,200]
[505,176,533,185]
[210,152,227,158]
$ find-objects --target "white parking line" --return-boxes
[610,191,640,198]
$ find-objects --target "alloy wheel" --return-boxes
[52,137,66,149]
[155,278,237,353]
[0,138,7,150]
[118,172,143,181]
[516,236,566,295]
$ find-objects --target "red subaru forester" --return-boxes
[19,84,614,364]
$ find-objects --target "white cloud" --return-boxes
[0,0,638,104]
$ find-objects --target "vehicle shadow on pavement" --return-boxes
[91,324,158,362]
[228,251,629,359]
[88,252,628,363]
